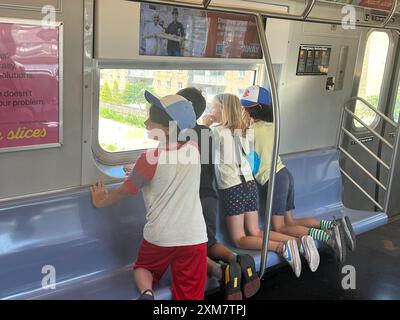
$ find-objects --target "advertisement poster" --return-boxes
[297,45,332,76]
[139,3,262,59]
[324,0,394,11]
[0,20,61,152]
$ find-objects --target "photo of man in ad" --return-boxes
[165,8,186,56]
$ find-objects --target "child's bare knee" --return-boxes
[284,212,296,225]
[232,237,246,249]
[273,224,284,233]
[247,229,261,237]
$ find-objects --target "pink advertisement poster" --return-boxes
[0,21,61,152]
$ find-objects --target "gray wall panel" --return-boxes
[278,21,362,155]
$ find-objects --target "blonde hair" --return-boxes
[213,93,247,133]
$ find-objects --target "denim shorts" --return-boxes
[219,181,259,217]
[258,168,295,216]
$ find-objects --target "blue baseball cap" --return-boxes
[145,91,196,130]
[240,85,272,107]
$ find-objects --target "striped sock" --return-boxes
[308,228,331,243]
[320,220,335,230]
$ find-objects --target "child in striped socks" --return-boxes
[240,85,356,266]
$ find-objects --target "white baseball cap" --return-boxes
[240,85,272,107]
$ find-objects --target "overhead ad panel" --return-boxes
[139,3,263,59]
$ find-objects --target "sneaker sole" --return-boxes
[303,236,320,272]
[337,222,347,263]
[237,254,261,299]
[243,277,261,299]
[333,225,344,263]
[288,240,302,278]
[342,216,356,252]
[226,291,243,300]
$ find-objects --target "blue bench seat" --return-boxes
[0,148,387,300]
[215,148,388,280]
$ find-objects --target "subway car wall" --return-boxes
[1,0,400,301]
[1,0,362,201]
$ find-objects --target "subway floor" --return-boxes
[207,218,400,300]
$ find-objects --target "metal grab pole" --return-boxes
[202,0,212,9]
[303,0,316,20]
[255,14,281,279]
[384,121,400,213]
[382,0,398,28]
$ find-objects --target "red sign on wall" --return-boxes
[358,0,394,10]
[0,20,62,152]
[204,12,262,59]
[325,0,394,11]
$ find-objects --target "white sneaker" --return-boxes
[282,240,302,278]
[300,235,320,272]
[327,223,346,263]
[339,216,356,252]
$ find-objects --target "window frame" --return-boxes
[92,60,264,166]
[393,93,400,123]
[389,44,400,123]
[352,29,395,131]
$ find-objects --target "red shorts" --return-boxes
[134,239,207,300]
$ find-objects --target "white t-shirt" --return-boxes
[124,142,207,247]
[143,22,164,55]
[211,125,254,190]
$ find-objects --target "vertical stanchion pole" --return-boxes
[336,101,347,149]
[255,14,281,279]
[384,121,400,213]
[384,29,400,213]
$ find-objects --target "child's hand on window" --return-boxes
[90,181,108,208]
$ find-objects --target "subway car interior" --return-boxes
[1,0,400,301]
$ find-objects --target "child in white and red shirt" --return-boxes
[90,92,207,300]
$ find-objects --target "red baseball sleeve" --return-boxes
[124,149,159,195]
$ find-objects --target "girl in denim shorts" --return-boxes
[209,93,305,278]
[240,86,356,272]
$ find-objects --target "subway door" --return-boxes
[342,29,397,213]
[379,36,400,218]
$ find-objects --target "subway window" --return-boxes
[98,68,256,153]
[354,31,390,128]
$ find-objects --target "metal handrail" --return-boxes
[203,0,314,13]
[384,120,400,212]
[208,0,317,20]
[382,0,399,28]
[338,95,400,214]
[341,127,391,171]
[345,108,394,149]
[302,0,317,20]
[340,168,384,211]
[346,97,398,128]
[339,146,387,191]
[202,0,212,9]
[255,13,280,279]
